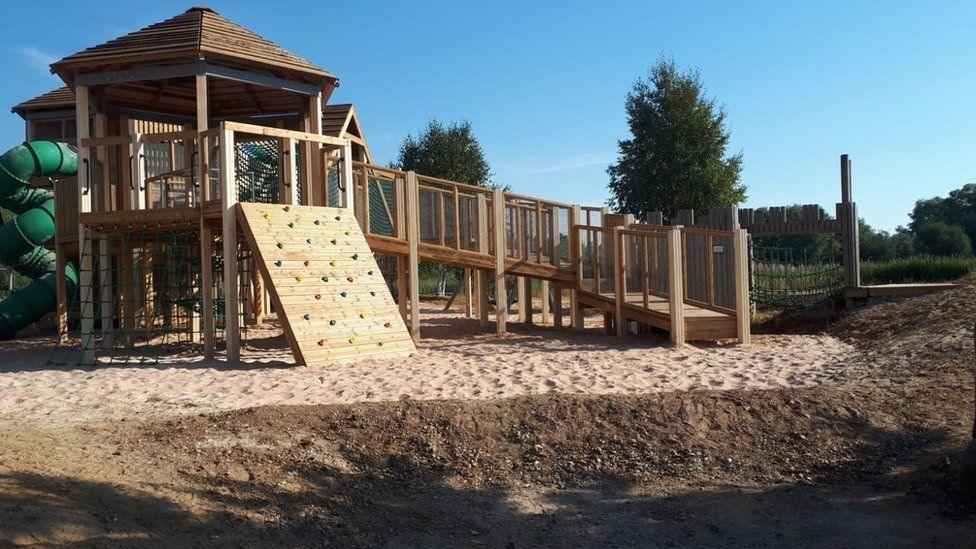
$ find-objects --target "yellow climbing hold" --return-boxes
[329,260,336,267]
[348,337,355,344]
[295,275,303,282]
[359,313,366,319]
[263,213,270,219]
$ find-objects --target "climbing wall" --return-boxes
[237,203,416,365]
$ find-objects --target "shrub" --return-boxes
[915,222,972,257]
[861,256,976,285]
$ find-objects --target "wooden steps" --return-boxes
[237,203,416,366]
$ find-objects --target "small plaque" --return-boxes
[712,245,724,253]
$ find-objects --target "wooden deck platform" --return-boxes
[577,289,738,342]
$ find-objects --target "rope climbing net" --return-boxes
[750,241,844,308]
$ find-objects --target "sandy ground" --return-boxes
[0,306,854,423]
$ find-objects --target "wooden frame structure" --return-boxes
[14,5,750,367]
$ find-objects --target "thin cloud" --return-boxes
[16,47,60,80]
[522,153,615,175]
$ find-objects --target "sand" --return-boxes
[0,308,855,424]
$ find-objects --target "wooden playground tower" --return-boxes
[30,6,750,366]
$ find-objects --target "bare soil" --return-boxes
[0,282,974,547]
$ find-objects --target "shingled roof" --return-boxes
[51,6,335,87]
[11,87,75,117]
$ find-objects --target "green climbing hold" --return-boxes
[329,319,337,326]
[277,243,284,249]
[352,254,359,260]
[368,270,374,276]
[288,222,294,228]
[335,215,341,221]
[322,276,329,282]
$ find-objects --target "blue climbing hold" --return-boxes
[370,291,376,297]
[306,238,312,244]
[275,260,282,267]
[340,291,348,297]
[304,313,311,321]
[314,219,321,225]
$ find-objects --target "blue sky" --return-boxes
[0,0,972,231]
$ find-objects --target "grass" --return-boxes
[861,256,976,285]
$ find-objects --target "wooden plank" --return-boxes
[477,194,490,328]
[613,227,626,338]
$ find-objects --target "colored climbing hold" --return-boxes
[314,219,321,225]
[263,213,270,220]
[303,313,311,320]
[321,276,329,282]
[367,270,374,276]
[335,215,341,221]
[275,260,282,267]
[295,275,303,282]
[288,222,294,228]
[346,276,354,282]
[378,342,384,347]
[329,319,337,326]
[352,253,359,260]
[330,239,337,245]
[283,206,290,212]
[329,261,336,267]
[345,231,351,236]
[277,243,284,249]
[340,291,347,297]
[348,337,355,344]
[304,260,310,266]
[384,322,391,328]
[370,291,376,297]
[306,239,312,244]
[315,293,321,300]
[318,339,325,346]
[359,313,366,319]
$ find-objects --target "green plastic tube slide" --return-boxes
[0,140,78,339]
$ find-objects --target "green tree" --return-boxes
[392,119,492,187]
[891,228,916,258]
[607,58,745,219]
[392,119,493,296]
[915,222,972,257]
[908,183,976,245]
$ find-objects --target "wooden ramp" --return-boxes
[238,203,416,366]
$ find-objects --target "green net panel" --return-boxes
[751,243,844,308]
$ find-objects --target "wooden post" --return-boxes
[341,143,355,213]
[463,268,473,318]
[75,85,95,365]
[476,193,490,328]
[733,228,751,344]
[406,171,421,340]
[196,74,215,358]
[56,243,68,342]
[395,175,408,324]
[667,226,685,346]
[570,204,581,329]
[540,279,550,324]
[840,154,861,288]
[220,124,240,363]
[492,188,507,333]
[552,284,563,328]
[281,137,298,205]
[614,227,626,338]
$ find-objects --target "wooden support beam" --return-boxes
[56,243,68,342]
[463,268,473,318]
[220,125,240,363]
[281,137,298,205]
[406,171,421,341]
[477,194,490,328]
[614,227,626,339]
[342,143,354,213]
[667,226,685,346]
[733,228,751,344]
[492,188,507,333]
[570,204,582,329]
[75,85,95,365]
[552,284,563,328]
[540,279,550,324]
[196,74,215,358]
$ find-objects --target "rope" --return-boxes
[751,243,843,308]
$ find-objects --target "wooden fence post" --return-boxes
[840,154,861,288]
[613,227,626,338]
[406,171,421,341]
[667,226,685,346]
[570,204,582,329]
[733,228,751,344]
[492,188,507,333]
[476,193,490,328]
[220,124,240,363]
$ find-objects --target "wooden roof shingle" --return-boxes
[11,87,75,116]
[52,6,335,86]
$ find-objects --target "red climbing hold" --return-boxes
[347,276,354,282]
[283,206,290,212]
[318,339,325,346]
[384,322,391,328]
[304,260,310,266]
[315,294,321,300]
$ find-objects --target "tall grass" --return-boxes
[861,256,976,285]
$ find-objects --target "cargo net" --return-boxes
[236,140,281,204]
[47,223,254,367]
[751,242,844,309]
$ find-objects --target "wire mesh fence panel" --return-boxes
[751,243,844,308]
